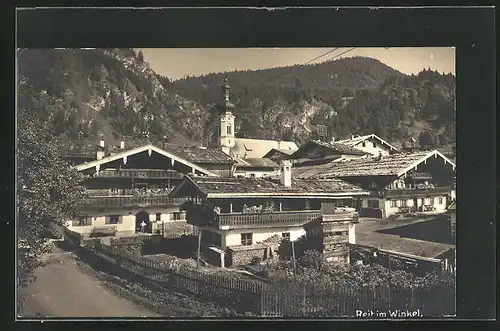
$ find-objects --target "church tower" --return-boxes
[218,78,236,155]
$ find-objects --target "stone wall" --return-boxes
[228,245,267,266]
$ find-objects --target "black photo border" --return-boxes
[8,5,497,329]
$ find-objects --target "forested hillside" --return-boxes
[168,57,456,148]
[17,49,455,151]
[18,48,207,146]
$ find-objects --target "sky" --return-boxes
[138,47,455,81]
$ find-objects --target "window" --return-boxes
[172,212,183,221]
[400,200,407,207]
[156,213,161,221]
[367,200,380,208]
[107,215,121,224]
[227,124,232,135]
[438,197,444,205]
[390,200,397,208]
[241,233,253,246]
[370,182,377,189]
[429,197,435,205]
[282,232,291,241]
[74,216,91,226]
[362,141,366,147]
[373,141,377,148]
[249,173,256,178]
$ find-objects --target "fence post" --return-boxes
[302,285,306,317]
[196,230,202,269]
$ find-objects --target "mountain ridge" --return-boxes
[18,49,455,151]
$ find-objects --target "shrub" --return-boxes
[250,256,262,265]
[299,249,324,271]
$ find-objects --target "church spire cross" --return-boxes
[223,77,230,102]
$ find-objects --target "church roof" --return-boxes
[230,138,299,159]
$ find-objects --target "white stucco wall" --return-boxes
[66,206,186,234]
[223,226,306,248]
[354,139,391,156]
[67,215,136,234]
[383,195,448,217]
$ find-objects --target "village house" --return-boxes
[62,138,235,243]
[233,158,280,178]
[334,133,399,157]
[293,150,456,219]
[262,147,295,162]
[289,139,371,166]
[169,160,370,267]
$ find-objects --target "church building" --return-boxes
[216,79,299,160]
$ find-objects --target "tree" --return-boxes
[17,110,85,282]
[418,130,439,149]
[138,50,144,63]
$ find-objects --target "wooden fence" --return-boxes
[90,242,455,317]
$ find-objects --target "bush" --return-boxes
[299,250,324,271]
[250,256,262,265]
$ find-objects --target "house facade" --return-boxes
[63,141,234,242]
[335,134,399,157]
[293,150,456,219]
[169,161,369,267]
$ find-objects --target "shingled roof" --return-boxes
[234,158,279,168]
[162,143,235,164]
[335,134,399,152]
[170,176,369,199]
[291,140,370,158]
[294,150,456,179]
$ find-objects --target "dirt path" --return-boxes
[17,245,161,318]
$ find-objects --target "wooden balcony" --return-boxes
[188,209,323,230]
[81,196,188,209]
[92,169,184,180]
[372,186,450,198]
[322,212,358,223]
[85,188,172,197]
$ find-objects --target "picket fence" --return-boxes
[92,243,455,317]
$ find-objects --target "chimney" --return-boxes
[120,141,125,149]
[280,160,292,187]
[97,134,105,160]
[351,135,354,140]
